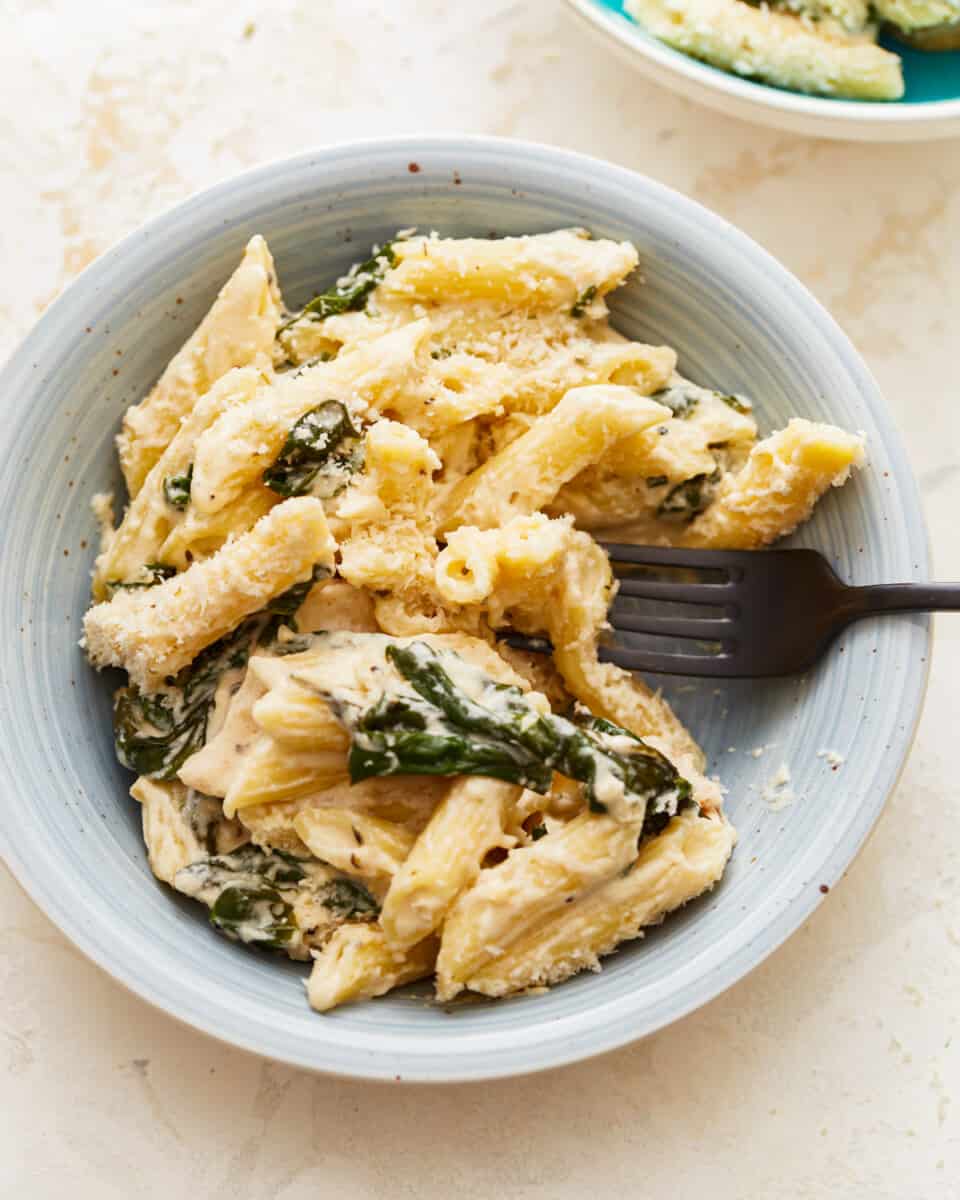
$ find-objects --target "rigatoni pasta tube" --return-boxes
[83,497,336,692]
[118,236,282,497]
[157,482,279,571]
[251,683,349,749]
[551,386,757,532]
[502,341,677,417]
[178,669,267,797]
[131,777,196,887]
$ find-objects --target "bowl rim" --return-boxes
[0,135,932,1081]
[564,0,960,136]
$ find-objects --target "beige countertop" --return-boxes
[2,2,959,1196]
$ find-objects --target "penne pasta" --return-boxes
[435,811,641,1000]
[92,362,267,600]
[118,236,282,496]
[380,778,519,950]
[85,230,865,1015]
[681,419,866,549]
[437,386,671,534]
[464,811,735,997]
[294,808,416,881]
[307,926,438,1012]
[382,230,639,309]
[84,497,336,692]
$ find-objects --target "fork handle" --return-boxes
[846,582,960,616]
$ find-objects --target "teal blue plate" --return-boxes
[568,0,960,138]
[890,36,960,103]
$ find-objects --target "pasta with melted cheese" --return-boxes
[83,230,864,1013]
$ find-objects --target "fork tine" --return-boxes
[601,544,744,571]
[606,607,735,639]
[497,632,553,654]
[615,577,736,603]
[598,644,739,677]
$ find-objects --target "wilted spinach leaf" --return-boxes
[280,240,396,331]
[163,464,193,510]
[570,284,598,318]
[113,570,328,779]
[651,384,702,419]
[321,878,380,920]
[106,562,177,595]
[330,640,692,832]
[656,470,721,524]
[263,401,361,498]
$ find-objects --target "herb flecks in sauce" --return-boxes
[654,383,753,422]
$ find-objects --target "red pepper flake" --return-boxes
[408,161,421,174]
[819,884,830,894]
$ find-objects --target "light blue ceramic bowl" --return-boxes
[0,138,930,1081]
[567,0,960,140]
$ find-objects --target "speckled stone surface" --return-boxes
[1,3,958,1196]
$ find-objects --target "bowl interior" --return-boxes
[0,140,929,1080]
[590,0,960,104]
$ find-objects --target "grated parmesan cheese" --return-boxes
[761,762,799,812]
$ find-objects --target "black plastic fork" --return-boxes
[504,545,960,678]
